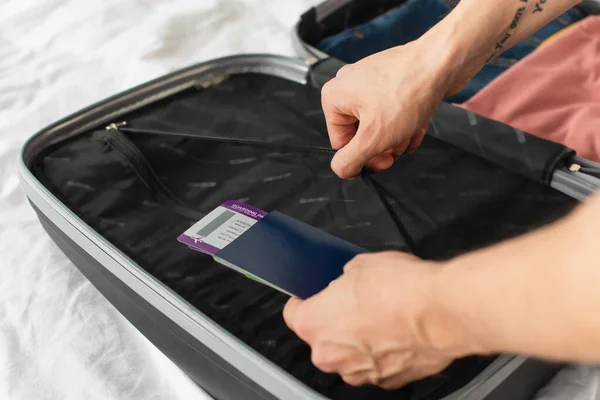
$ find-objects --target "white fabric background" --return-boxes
[0,0,598,399]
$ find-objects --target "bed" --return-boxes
[1,0,599,399]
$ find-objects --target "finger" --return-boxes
[365,153,395,173]
[321,81,359,151]
[331,119,392,179]
[377,369,422,390]
[406,125,428,155]
[327,111,359,151]
[342,369,420,390]
[343,253,370,273]
[379,367,440,390]
[365,140,410,172]
[392,140,411,158]
[282,297,303,331]
[379,358,453,390]
[341,368,385,388]
[311,342,363,374]
[342,372,369,386]
[336,64,353,77]
[284,287,336,341]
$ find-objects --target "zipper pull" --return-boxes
[106,121,127,131]
[197,74,228,89]
[569,163,582,173]
[306,55,319,66]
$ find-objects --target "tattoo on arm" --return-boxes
[533,0,547,14]
[511,6,527,28]
[485,52,497,63]
[486,0,546,63]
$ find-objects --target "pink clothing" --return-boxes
[462,16,600,163]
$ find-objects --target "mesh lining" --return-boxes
[31,73,577,399]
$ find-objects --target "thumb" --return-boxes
[331,122,389,179]
[283,297,303,331]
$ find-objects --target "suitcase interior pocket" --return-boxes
[30,72,576,399]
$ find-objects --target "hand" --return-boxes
[283,252,460,389]
[321,32,482,179]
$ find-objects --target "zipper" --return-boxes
[115,125,337,156]
[104,121,418,253]
[102,122,204,220]
[361,171,418,255]
[106,121,128,131]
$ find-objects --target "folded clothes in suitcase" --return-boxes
[294,0,597,103]
[312,0,583,103]
[19,4,600,400]
[461,15,600,164]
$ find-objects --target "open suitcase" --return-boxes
[18,1,600,399]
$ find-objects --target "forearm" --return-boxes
[426,0,582,74]
[427,192,600,363]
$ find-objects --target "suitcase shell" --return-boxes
[18,50,600,400]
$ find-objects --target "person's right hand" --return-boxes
[322,34,481,179]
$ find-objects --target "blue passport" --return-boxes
[179,202,366,299]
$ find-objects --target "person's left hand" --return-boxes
[283,252,457,389]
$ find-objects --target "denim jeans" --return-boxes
[317,0,584,103]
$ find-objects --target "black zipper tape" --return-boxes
[103,125,418,256]
[97,129,204,220]
[119,126,337,156]
[361,171,418,255]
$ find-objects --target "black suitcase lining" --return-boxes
[30,73,576,399]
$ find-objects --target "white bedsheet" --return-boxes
[0,1,598,399]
